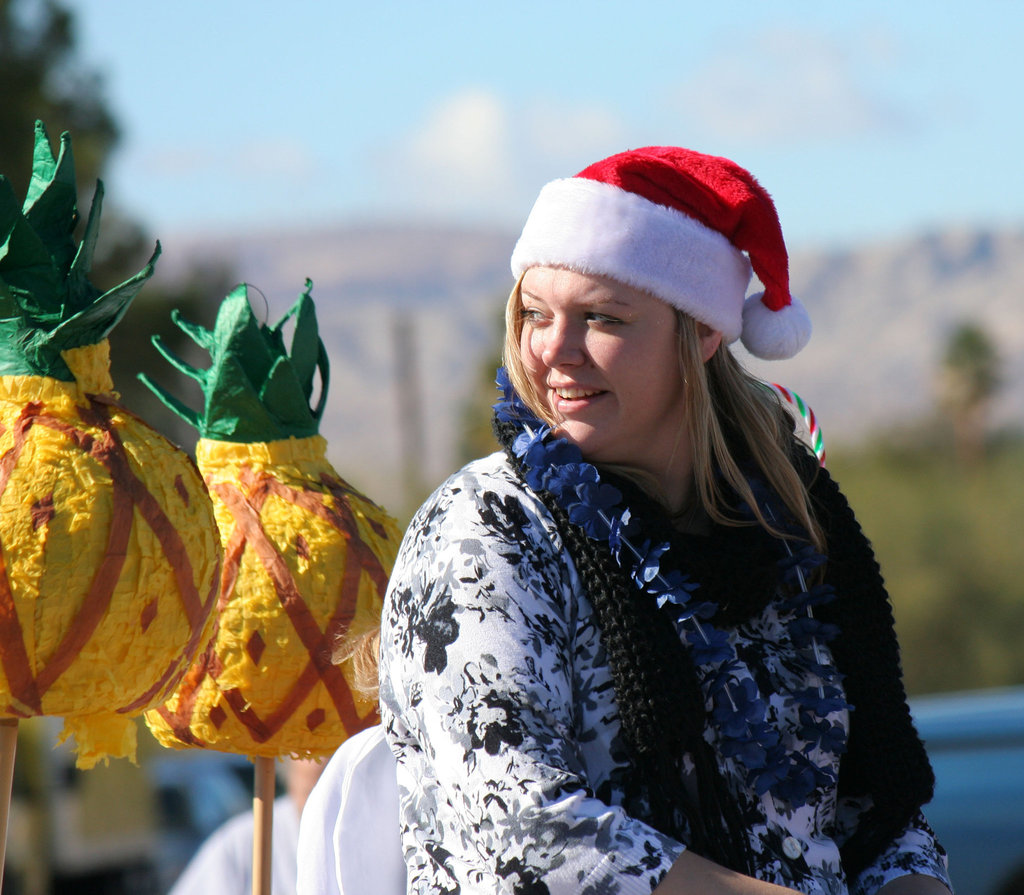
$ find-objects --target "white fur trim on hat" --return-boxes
[510,178,753,342]
[740,293,812,360]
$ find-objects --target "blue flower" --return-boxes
[542,460,592,502]
[778,545,827,584]
[711,678,767,738]
[790,686,851,717]
[748,719,782,751]
[607,509,631,561]
[788,615,825,648]
[651,569,702,612]
[798,715,848,754]
[780,582,836,613]
[569,480,623,538]
[661,597,717,624]
[748,743,791,796]
[686,626,732,665]
[801,659,844,684]
[720,734,768,768]
[493,367,533,422]
[544,438,583,469]
[631,541,671,588]
[770,755,820,806]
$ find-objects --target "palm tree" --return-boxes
[939,321,1002,467]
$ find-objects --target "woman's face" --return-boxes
[518,267,719,486]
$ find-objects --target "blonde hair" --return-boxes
[503,275,823,550]
[332,627,381,703]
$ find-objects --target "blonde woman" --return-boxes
[377,147,952,894]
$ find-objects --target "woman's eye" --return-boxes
[588,313,622,325]
[520,307,546,323]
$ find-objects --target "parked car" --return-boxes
[912,685,1024,895]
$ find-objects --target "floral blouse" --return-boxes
[378,453,952,895]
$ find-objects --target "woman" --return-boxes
[378,147,952,894]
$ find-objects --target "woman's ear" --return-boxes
[696,323,723,363]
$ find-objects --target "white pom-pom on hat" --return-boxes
[511,146,811,360]
[741,292,812,360]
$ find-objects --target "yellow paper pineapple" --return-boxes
[143,282,400,758]
[0,123,222,767]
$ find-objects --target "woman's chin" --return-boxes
[552,423,608,461]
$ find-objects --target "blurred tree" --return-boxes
[457,304,505,465]
[0,0,237,450]
[938,321,1002,467]
[0,0,117,195]
[830,434,1024,695]
[0,0,150,284]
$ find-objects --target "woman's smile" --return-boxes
[551,384,607,412]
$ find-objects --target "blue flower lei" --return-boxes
[494,367,850,808]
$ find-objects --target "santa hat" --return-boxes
[510,146,811,360]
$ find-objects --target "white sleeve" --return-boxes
[296,726,405,895]
[168,811,254,895]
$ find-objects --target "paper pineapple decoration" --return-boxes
[143,282,399,758]
[0,123,222,768]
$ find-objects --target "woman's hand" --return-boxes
[653,851,804,894]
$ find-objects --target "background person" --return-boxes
[168,757,323,895]
[296,631,406,895]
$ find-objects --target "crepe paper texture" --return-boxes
[142,284,400,758]
[146,435,399,757]
[0,124,222,768]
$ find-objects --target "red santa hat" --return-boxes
[510,146,811,360]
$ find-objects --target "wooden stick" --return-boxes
[252,755,276,895]
[0,719,18,892]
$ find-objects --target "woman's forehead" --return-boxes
[520,266,656,309]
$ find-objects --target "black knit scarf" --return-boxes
[494,416,935,881]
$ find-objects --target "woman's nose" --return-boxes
[539,318,585,367]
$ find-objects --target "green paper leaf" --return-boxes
[140,280,331,442]
[204,354,281,442]
[137,371,202,431]
[47,242,160,354]
[24,121,59,208]
[24,125,79,275]
[274,280,319,396]
[213,286,277,385]
[0,122,159,378]
[67,180,104,309]
[259,356,318,438]
[150,332,208,387]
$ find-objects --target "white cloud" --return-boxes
[371,89,517,218]
[404,89,513,189]
[370,88,628,222]
[675,27,913,143]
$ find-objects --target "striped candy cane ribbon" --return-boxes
[769,383,826,466]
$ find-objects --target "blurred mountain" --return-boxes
[154,223,1024,512]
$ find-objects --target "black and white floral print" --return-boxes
[379,454,952,895]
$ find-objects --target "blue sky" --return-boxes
[62,0,1024,251]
